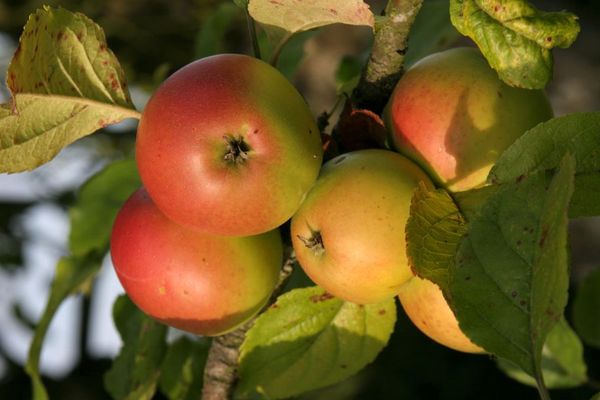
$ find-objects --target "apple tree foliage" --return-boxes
[0,1,598,399]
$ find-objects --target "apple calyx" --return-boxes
[297,230,325,256]
[223,135,251,165]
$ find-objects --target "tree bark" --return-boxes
[353,0,424,113]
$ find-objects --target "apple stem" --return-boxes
[297,231,325,255]
[244,7,261,60]
[223,135,251,165]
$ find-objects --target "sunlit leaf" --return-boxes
[450,0,579,88]
[249,0,373,56]
[237,286,395,399]
[1,6,139,173]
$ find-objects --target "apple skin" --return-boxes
[384,47,553,192]
[110,188,282,336]
[136,54,323,236]
[398,276,484,353]
[291,149,434,304]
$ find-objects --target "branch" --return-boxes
[352,0,424,113]
[200,252,296,400]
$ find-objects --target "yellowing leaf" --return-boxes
[0,94,138,173]
[249,0,374,48]
[450,0,579,89]
[1,6,139,173]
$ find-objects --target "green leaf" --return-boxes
[335,56,363,96]
[0,94,138,173]
[450,0,579,89]
[266,30,316,79]
[69,158,140,256]
[488,112,600,183]
[405,0,460,67]
[26,254,103,400]
[488,112,600,217]
[570,173,600,218]
[592,393,600,400]
[25,159,140,398]
[453,185,499,221]
[237,286,395,399]
[497,318,587,388]
[489,113,600,183]
[451,154,575,378]
[475,0,579,49]
[195,3,241,59]
[249,0,374,55]
[405,182,468,289]
[1,6,139,173]
[105,295,168,400]
[159,337,210,400]
[573,267,600,349]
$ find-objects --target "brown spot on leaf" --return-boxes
[378,309,386,315]
[511,291,517,298]
[329,8,338,15]
[310,292,335,303]
[340,364,347,369]
[520,300,527,306]
[516,174,525,183]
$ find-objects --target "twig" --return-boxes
[352,0,424,113]
[269,33,292,67]
[200,252,296,400]
[245,8,261,60]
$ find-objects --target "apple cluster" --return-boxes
[110,54,323,336]
[110,48,553,349]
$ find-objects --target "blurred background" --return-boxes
[0,0,599,399]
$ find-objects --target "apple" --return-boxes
[110,188,282,336]
[136,54,323,236]
[384,47,553,192]
[398,276,483,353]
[291,149,434,304]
